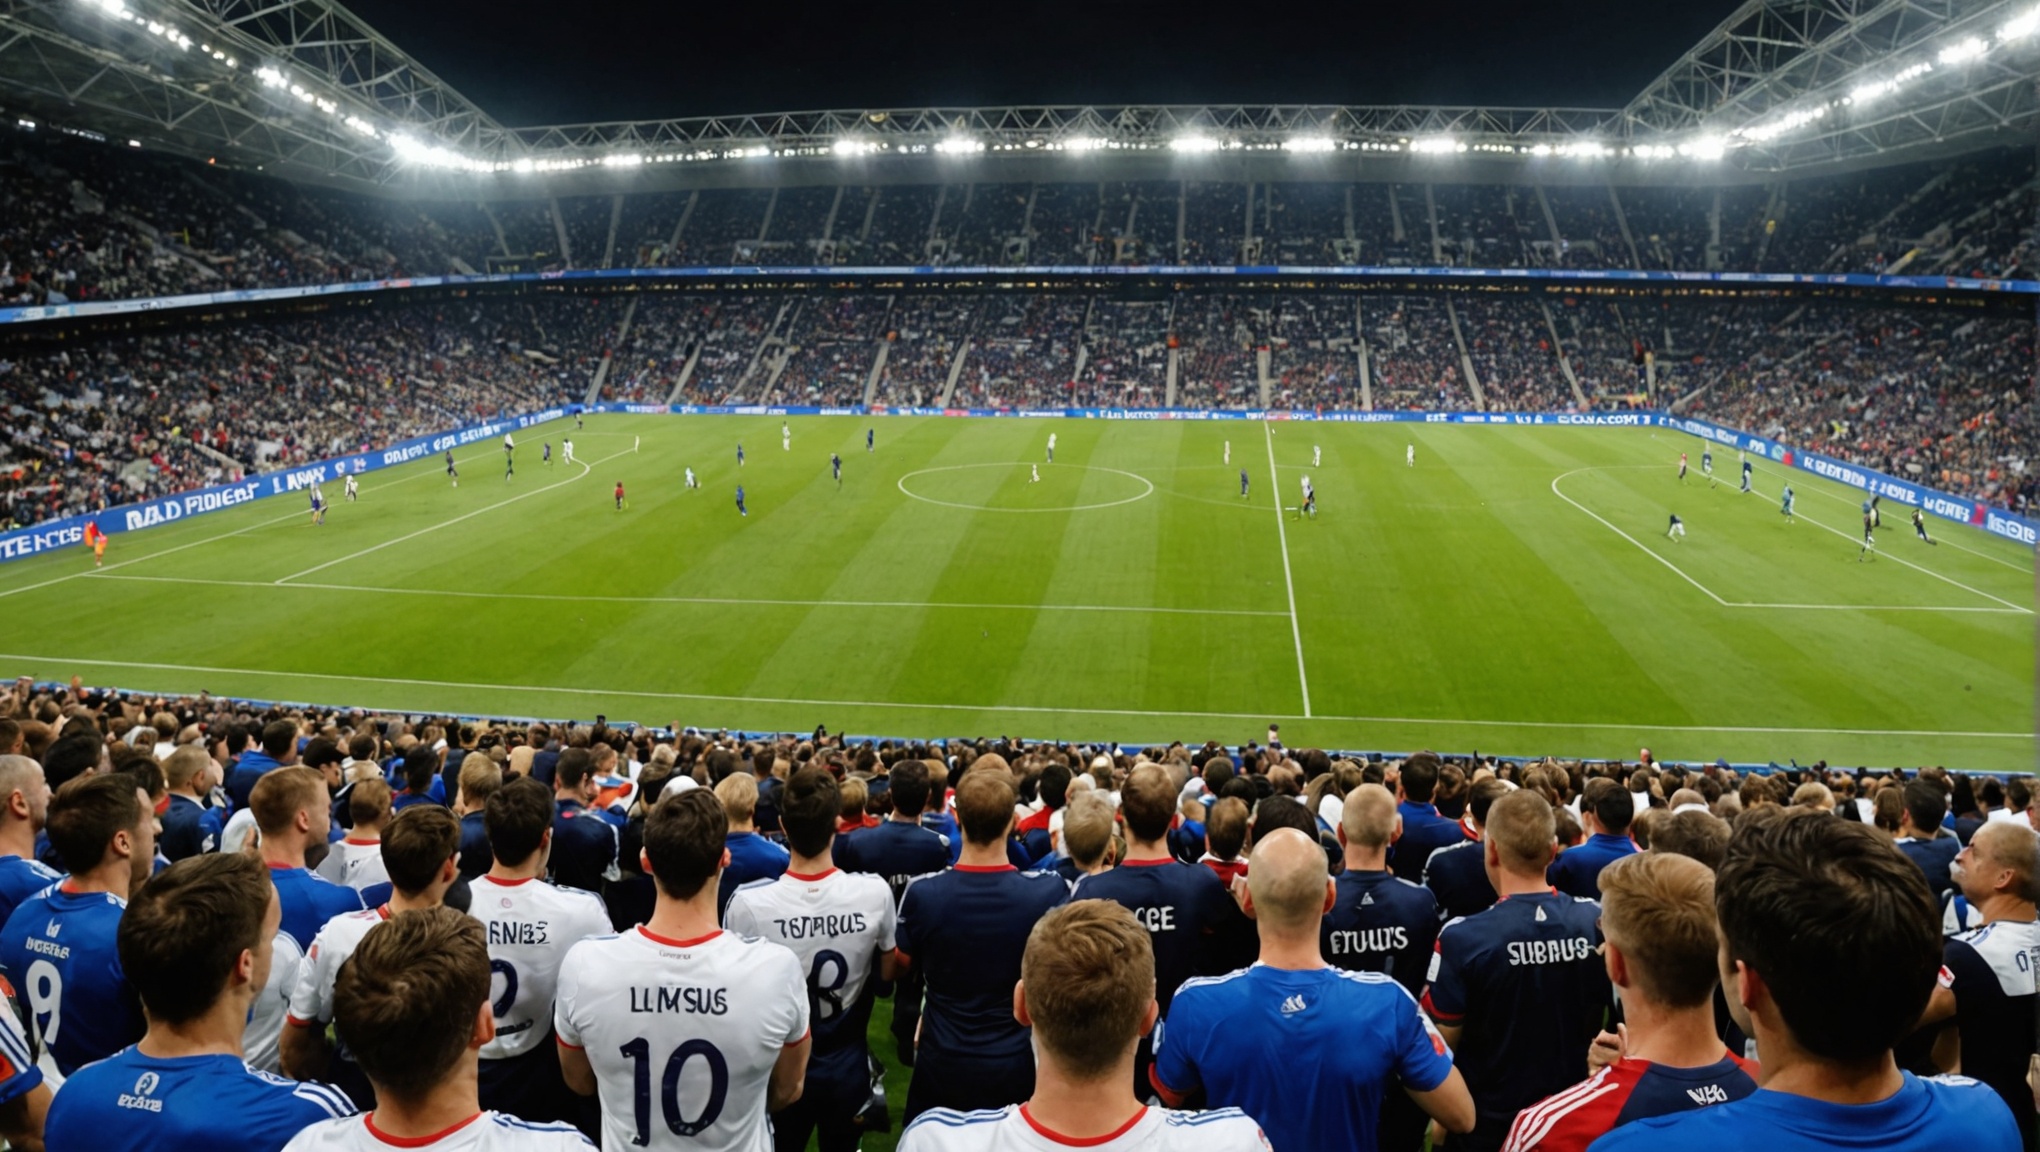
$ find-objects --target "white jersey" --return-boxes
[900,1104,1269,1152]
[283,1111,591,1152]
[723,869,896,1056]
[314,838,389,894]
[468,875,613,1060]
[555,928,808,1152]
[288,906,389,1030]
[344,476,357,493]
[246,929,305,1073]
[504,435,515,451]
[1048,434,1058,449]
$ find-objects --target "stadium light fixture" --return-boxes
[1678,136,1726,160]
[934,136,983,155]
[1409,136,1461,154]
[832,139,879,156]
[1170,134,1222,152]
[2003,6,2040,40]
[1282,136,1337,153]
[1060,136,1107,152]
[1937,36,1988,65]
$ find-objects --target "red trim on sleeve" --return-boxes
[284,1014,320,1028]
[555,1036,584,1051]
[1419,989,1462,1023]
[1019,1104,1148,1146]
[363,1111,484,1147]
[893,949,911,968]
[638,926,722,948]
[1146,1066,1187,1109]
[783,1028,810,1048]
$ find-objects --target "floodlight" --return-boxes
[1410,136,1460,154]
[1938,36,1987,64]
[1283,136,1337,153]
[1677,136,1725,160]
[601,154,643,167]
[1062,136,1107,152]
[934,136,983,154]
[2003,7,2040,40]
[1170,135,1221,152]
[832,139,878,156]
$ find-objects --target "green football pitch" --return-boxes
[0,413,2031,770]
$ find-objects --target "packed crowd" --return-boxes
[5,124,2032,309]
[2,286,2031,529]
[0,675,2027,1152]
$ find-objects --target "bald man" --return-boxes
[1917,820,2040,1147]
[1153,829,1474,1152]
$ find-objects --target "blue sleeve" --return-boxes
[1424,926,1468,1022]
[1393,993,1454,1093]
[1151,990,1205,1098]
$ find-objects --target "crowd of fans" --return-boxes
[0,675,2026,1152]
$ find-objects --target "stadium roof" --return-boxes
[0,0,2036,194]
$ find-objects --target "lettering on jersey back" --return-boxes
[1505,937,1594,965]
[1687,1084,1730,1106]
[487,920,551,946]
[629,985,729,1016]
[1328,927,1408,956]
[769,913,867,940]
[1134,905,1177,932]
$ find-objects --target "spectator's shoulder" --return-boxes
[1159,1106,1270,1149]
[900,1106,1007,1148]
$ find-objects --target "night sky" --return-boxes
[339,0,1747,128]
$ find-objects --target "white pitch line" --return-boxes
[0,650,2027,741]
[1745,459,2035,577]
[274,442,635,585]
[85,573,1289,618]
[1550,468,1730,606]
[1263,420,1312,718]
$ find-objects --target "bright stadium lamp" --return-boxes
[1170,134,1221,152]
[1283,136,1337,153]
[1061,136,1107,152]
[1678,136,1726,160]
[1409,136,1459,154]
[2003,6,2040,40]
[1938,36,1987,64]
[833,139,879,156]
[934,136,983,155]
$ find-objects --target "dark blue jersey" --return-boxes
[268,864,365,953]
[1898,835,1961,902]
[549,800,620,895]
[838,819,951,906]
[1423,838,1498,923]
[1503,1053,1757,1152]
[895,866,1067,1062]
[0,885,145,1075]
[1424,891,1610,1134]
[0,855,62,928]
[1389,801,1470,880]
[43,1048,355,1152]
[1590,1073,2019,1152]
[715,831,789,917]
[1070,857,1233,1013]
[1323,869,1441,997]
[158,795,215,862]
[1547,833,1638,900]
[1938,919,2040,1145]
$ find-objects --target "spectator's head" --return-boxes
[251,766,331,856]
[1598,852,1719,1010]
[888,760,932,818]
[1872,788,1904,834]
[837,777,867,825]
[1716,810,1940,1066]
[334,908,493,1107]
[1017,900,1156,1083]
[48,773,152,887]
[162,745,214,799]
[1061,794,1116,870]
[301,738,343,789]
[1954,821,2040,909]
[400,746,438,798]
[1248,794,1320,851]
[1036,762,1073,812]
[1652,809,1733,871]
[381,805,460,900]
[485,776,554,870]
[41,733,102,789]
[1791,783,1835,813]
[1399,752,1441,804]
[1205,796,1248,863]
[1119,764,1176,844]
[715,772,760,832]
[0,754,50,835]
[119,853,275,1029]
[456,753,499,814]
[1899,781,1946,838]
[956,768,1017,848]
[348,778,393,831]
[1583,777,1633,836]
[1338,783,1399,857]
[780,767,839,860]
[554,747,595,802]
[1465,778,1509,834]
[1243,828,1333,935]
[260,720,297,764]
[642,789,727,902]
[1483,789,1557,884]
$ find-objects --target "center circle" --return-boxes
[896,462,1156,513]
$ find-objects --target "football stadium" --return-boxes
[0,0,2036,1149]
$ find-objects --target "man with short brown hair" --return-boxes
[900,900,1269,1152]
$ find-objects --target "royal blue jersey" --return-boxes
[0,885,145,1075]
[1423,838,1497,923]
[1389,801,1469,880]
[839,819,952,905]
[716,831,789,917]
[548,800,618,895]
[896,866,1068,1062]
[1425,891,1610,1136]
[1155,965,1454,1152]
[1073,858,1234,1013]
[1588,1073,2019,1152]
[224,749,284,812]
[158,795,216,862]
[1547,834,1637,901]
[43,1048,354,1152]
[1323,869,1441,997]
[0,854,62,927]
[268,865,366,953]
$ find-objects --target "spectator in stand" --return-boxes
[282,907,590,1151]
[1501,852,1756,1152]
[1549,778,1639,899]
[1388,753,1470,879]
[1423,789,1610,1152]
[1913,821,2040,1149]
[1015,762,1072,860]
[0,774,153,1074]
[255,767,365,948]
[453,753,498,883]
[1056,793,1117,884]
[1651,809,1733,871]
[897,766,1069,1121]
[0,755,59,925]
[898,900,1270,1152]
[835,757,951,1069]
[1592,811,2021,1152]
[43,853,354,1152]
[228,720,299,811]
[1071,764,1235,1096]
[548,749,617,895]
[1896,781,1960,902]
[316,780,391,894]
[1154,828,1475,1151]
[1198,796,1250,888]
[1424,778,1507,926]
[715,772,789,917]
[159,745,219,861]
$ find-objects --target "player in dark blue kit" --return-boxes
[1423,778,1506,923]
[0,756,59,927]
[1239,469,1250,498]
[0,775,154,1076]
[1424,789,1610,1152]
[1701,446,1714,486]
[1070,765,1236,1095]
[1387,752,1471,880]
[1739,455,1752,493]
[837,760,951,1067]
[736,484,748,516]
[896,769,1068,1121]
[445,449,458,487]
[1155,829,1476,1152]
[42,853,355,1152]
[866,427,875,452]
[1913,508,1937,544]
[1595,811,2021,1152]
[543,441,552,466]
[737,442,746,467]
[831,452,842,488]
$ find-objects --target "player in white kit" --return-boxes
[782,422,791,451]
[725,767,898,1152]
[1047,432,1057,462]
[1313,444,1321,467]
[686,467,699,490]
[1224,440,1230,465]
[556,789,811,1152]
[469,777,613,1126]
[344,474,358,502]
[282,907,592,1152]
[1407,443,1415,467]
[898,901,1268,1152]
[563,438,575,464]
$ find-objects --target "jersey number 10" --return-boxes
[620,1036,728,1145]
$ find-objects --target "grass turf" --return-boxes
[0,413,2029,769]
